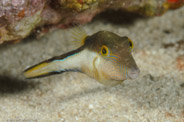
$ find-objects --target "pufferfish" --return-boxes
[24,27,140,86]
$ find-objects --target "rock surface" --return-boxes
[0,0,183,43]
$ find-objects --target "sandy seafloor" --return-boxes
[0,7,184,122]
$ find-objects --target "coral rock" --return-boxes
[0,0,183,43]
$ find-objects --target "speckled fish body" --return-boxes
[24,30,140,86]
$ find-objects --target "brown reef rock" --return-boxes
[0,0,183,43]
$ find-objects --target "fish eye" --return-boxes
[101,45,109,56]
[102,48,106,54]
[129,41,132,47]
[128,38,134,51]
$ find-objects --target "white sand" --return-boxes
[0,7,184,121]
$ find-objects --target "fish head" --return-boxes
[84,31,140,85]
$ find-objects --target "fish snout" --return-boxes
[128,67,140,79]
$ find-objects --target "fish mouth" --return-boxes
[127,67,140,79]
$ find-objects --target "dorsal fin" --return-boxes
[70,25,88,47]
